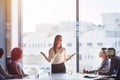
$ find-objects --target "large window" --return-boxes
[21,0,120,75]
[79,0,120,72]
[22,0,76,75]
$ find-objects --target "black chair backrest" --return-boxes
[115,66,120,80]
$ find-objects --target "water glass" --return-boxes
[94,71,99,77]
[68,70,73,75]
[35,73,39,79]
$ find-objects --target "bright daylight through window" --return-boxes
[21,0,120,75]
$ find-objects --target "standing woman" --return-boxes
[41,35,76,73]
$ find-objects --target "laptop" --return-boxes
[94,67,120,80]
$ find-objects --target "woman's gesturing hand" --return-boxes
[40,52,45,56]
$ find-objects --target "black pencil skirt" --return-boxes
[51,62,66,73]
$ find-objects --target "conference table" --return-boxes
[7,73,115,80]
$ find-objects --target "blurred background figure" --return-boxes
[7,47,28,77]
[104,48,120,75]
[0,48,21,79]
[83,48,110,74]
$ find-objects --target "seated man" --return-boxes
[83,48,110,74]
[7,47,28,77]
[0,48,21,79]
[103,48,120,75]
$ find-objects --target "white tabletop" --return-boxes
[7,73,115,80]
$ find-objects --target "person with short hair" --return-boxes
[83,48,110,74]
[7,47,28,77]
[0,48,21,79]
[104,48,120,75]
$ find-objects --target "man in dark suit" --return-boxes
[105,48,120,75]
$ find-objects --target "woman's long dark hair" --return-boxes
[53,35,62,54]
